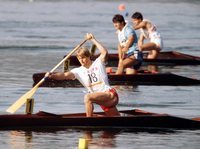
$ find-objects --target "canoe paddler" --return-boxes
[112,14,143,74]
[131,12,163,59]
[45,33,120,117]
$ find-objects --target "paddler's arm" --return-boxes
[138,34,145,51]
[133,21,146,30]
[121,35,135,53]
[86,33,108,63]
[118,43,124,60]
[45,72,75,80]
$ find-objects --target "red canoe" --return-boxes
[0,109,200,130]
[32,71,200,87]
[66,51,200,66]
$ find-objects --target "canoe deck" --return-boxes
[32,71,200,87]
[0,109,200,130]
[67,51,200,66]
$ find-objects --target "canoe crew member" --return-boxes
[46,33,120,117]
[131,12,163,59]
[112,14,143,74]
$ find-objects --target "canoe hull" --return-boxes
[0,109,200,130]
[32,72,200,87]
[67,51,200,66]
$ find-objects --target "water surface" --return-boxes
[0,0,200,148]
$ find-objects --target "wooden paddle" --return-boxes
[90,44,96,56]
[6,38,88,113]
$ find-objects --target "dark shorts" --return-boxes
[100,88,118,112]
[127,50,143,70]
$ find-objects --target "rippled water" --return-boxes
[0,0,200,148]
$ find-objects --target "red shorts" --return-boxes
[100,88,118,112]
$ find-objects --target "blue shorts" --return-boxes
[127,50,143,70]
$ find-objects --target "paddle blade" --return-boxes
[90,44,96,56]
[6,39,87,114]
[6,86,38,113]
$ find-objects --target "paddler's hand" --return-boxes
[85,33,94,40]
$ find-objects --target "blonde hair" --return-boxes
[76,47,91,57]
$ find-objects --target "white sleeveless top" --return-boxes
[140,19,161,40]
[70,57,111,93]
[140,19,163,48]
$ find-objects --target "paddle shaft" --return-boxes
[50,39,87,73]
[6,39,87,113]
[39,38,88,85]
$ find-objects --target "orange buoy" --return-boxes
[118,4,126,11]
